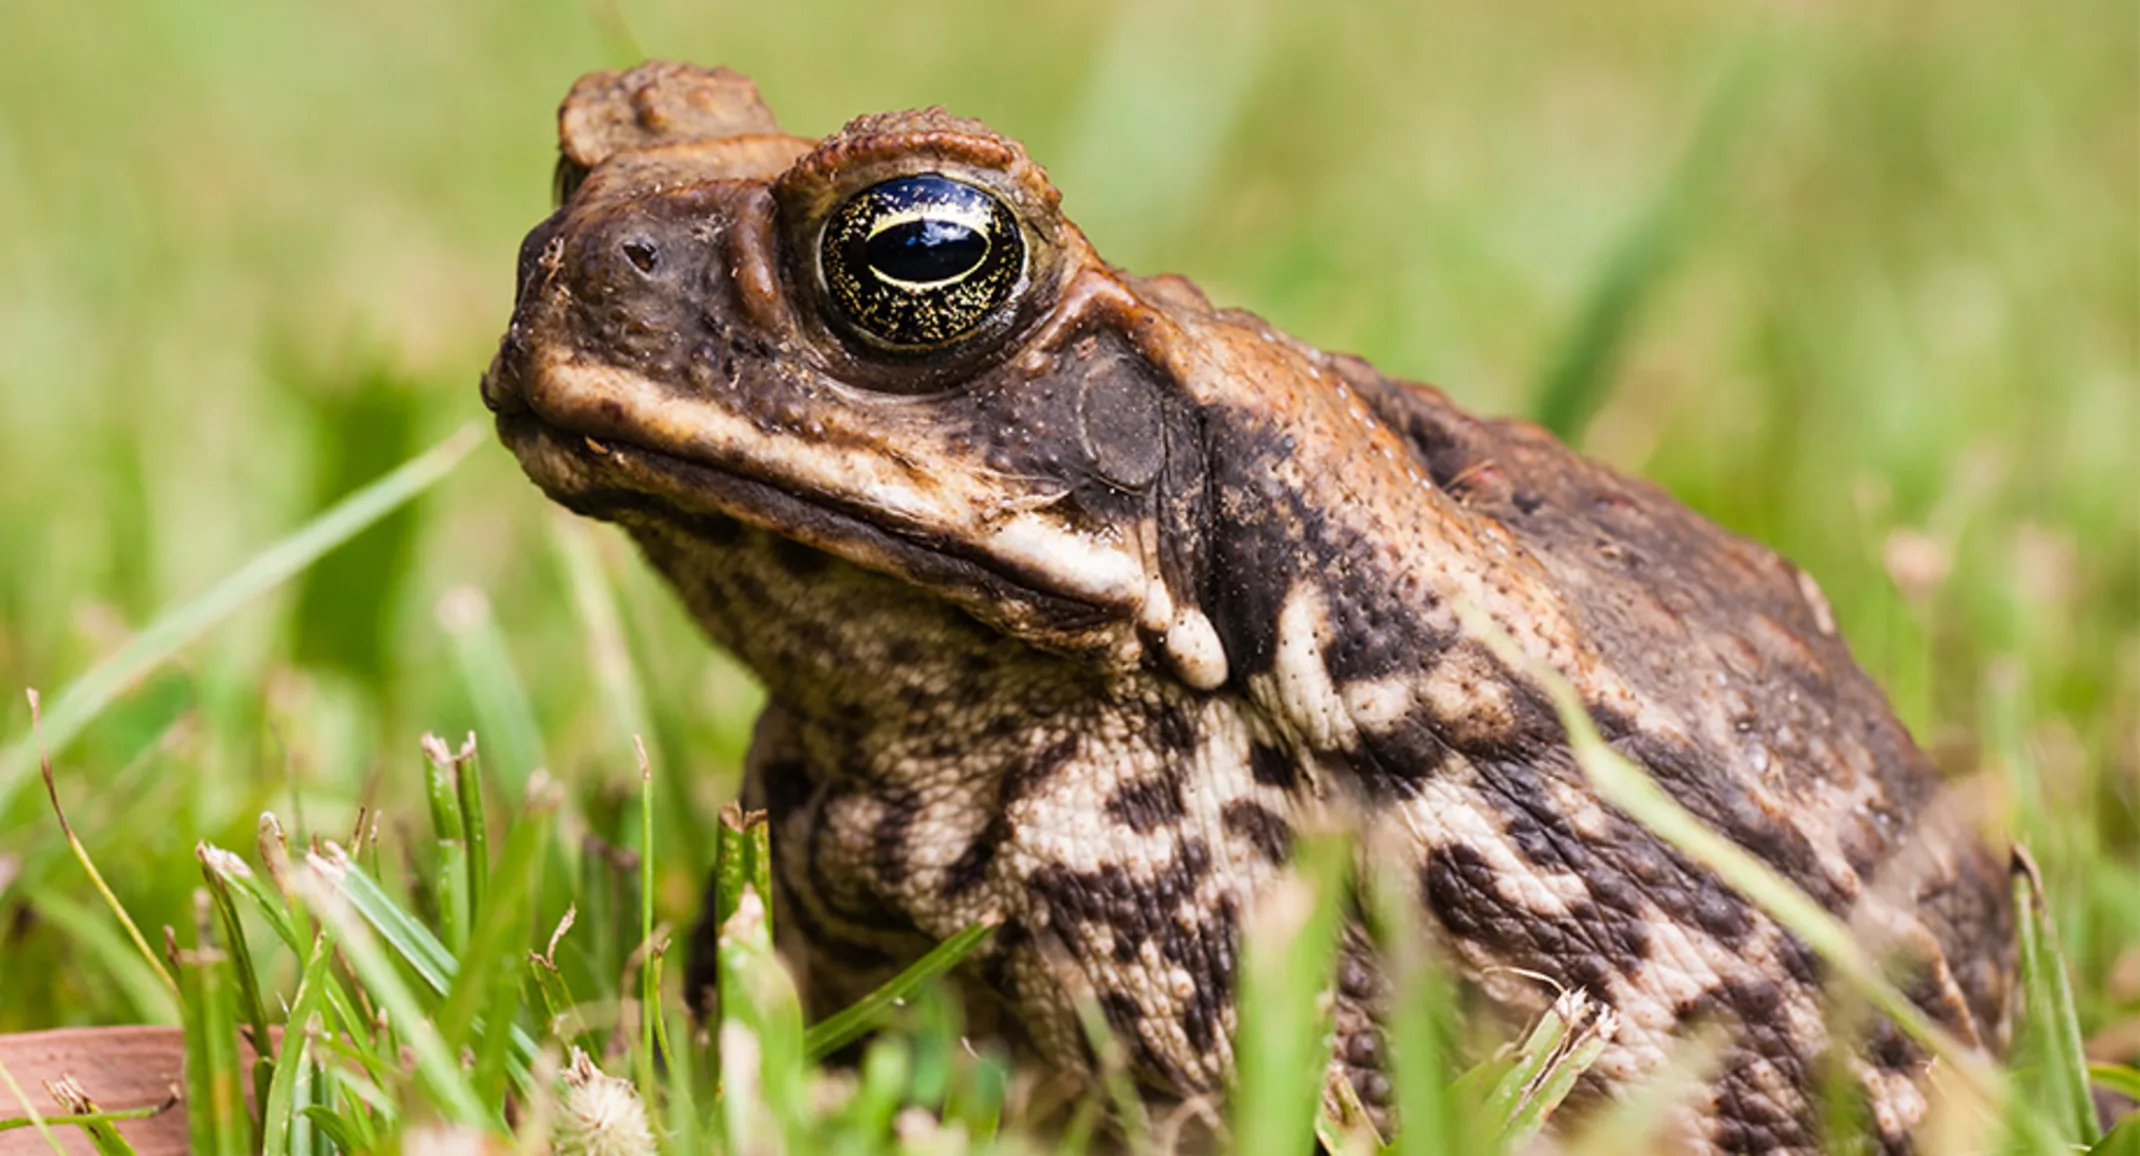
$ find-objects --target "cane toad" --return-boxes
[482,61,2013,1152]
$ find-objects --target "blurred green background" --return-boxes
[0,0,2132,1054]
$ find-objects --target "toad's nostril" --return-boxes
[622,238,659,274]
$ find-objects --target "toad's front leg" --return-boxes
[705,687,1334,1108]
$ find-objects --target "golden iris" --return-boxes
[820,174,1024,349]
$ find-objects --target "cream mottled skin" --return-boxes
[484,61,2014,1152]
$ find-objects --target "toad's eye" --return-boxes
[820,174,1025,350]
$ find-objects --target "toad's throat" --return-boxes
[496,410,1124,631]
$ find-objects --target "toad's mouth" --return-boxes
[494,407,1127,633]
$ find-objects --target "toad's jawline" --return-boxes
[497,411,1121,634]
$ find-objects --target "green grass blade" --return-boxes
[550,513,658,782]
[32,704,178,1001]
[436,588,549,796]
[433,774,559,1085]
[1232,831,1351,1156]
[2093,1063,2140,1102]
[657,1006,706,1155]
[838,1038,911,1153]
[1529,44,1765,441]
[456,738,492,924]
[212,834,305,952]
[197,843,277,1114]
[1487,991,1615,1147]
[329,859,457,992]
[717,887,808,1154]
[293,849,493,1129]
[286,1052,316,1156]
[710,802,756,938]
[554,511,706,893]
[0,423,481,820]
[1365,854,1478,1156]
[0,1099,166,1147]
[944,1049,1008,1143]
[214,837,389,1086]
[2093,1116,2140,1156]
[421,734,471,954]
[529,912,597,1057]
[803,920,997,1061]
[261,938,335,1156]
[1057,1097,1101,1156]
[635,737,657,1108]
[469,953,525,1111]
[2014,850,2102,1145]
[312,1043,394,1138]
[0,1056,67,1153]
[176,900,251,1156]
[295,1107,366,1154]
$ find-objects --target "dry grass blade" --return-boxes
[32,690,178,1000]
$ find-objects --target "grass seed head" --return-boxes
[555,1047,656,1156]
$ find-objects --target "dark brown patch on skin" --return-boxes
[1673,979,1817,1155]
[1864,1019,1922,1073]
[1003,734,1081,803]
[978,918,1029,997]
[1220,799,1292,863]
[941,734,1084,898]
[1474,753,1761,955]
[1178,996,1218,1052]
[1422,841,1644,994]
[872,788,922,887]
[1173,891,1238,1062]
[1099,989,1143,1035]
[1248,741,1298,789]
[754,753,814,823]
[805,791,921,936]
[1607,726,1843,913]
[1155,706,1199,753]
[770,860,898,973]
[1030,840,1224,991]
[939,813,1007,899]
[1105,776,1186,832]
[1099,988,1187,1088]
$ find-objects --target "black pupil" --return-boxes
[864,218,987,285]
